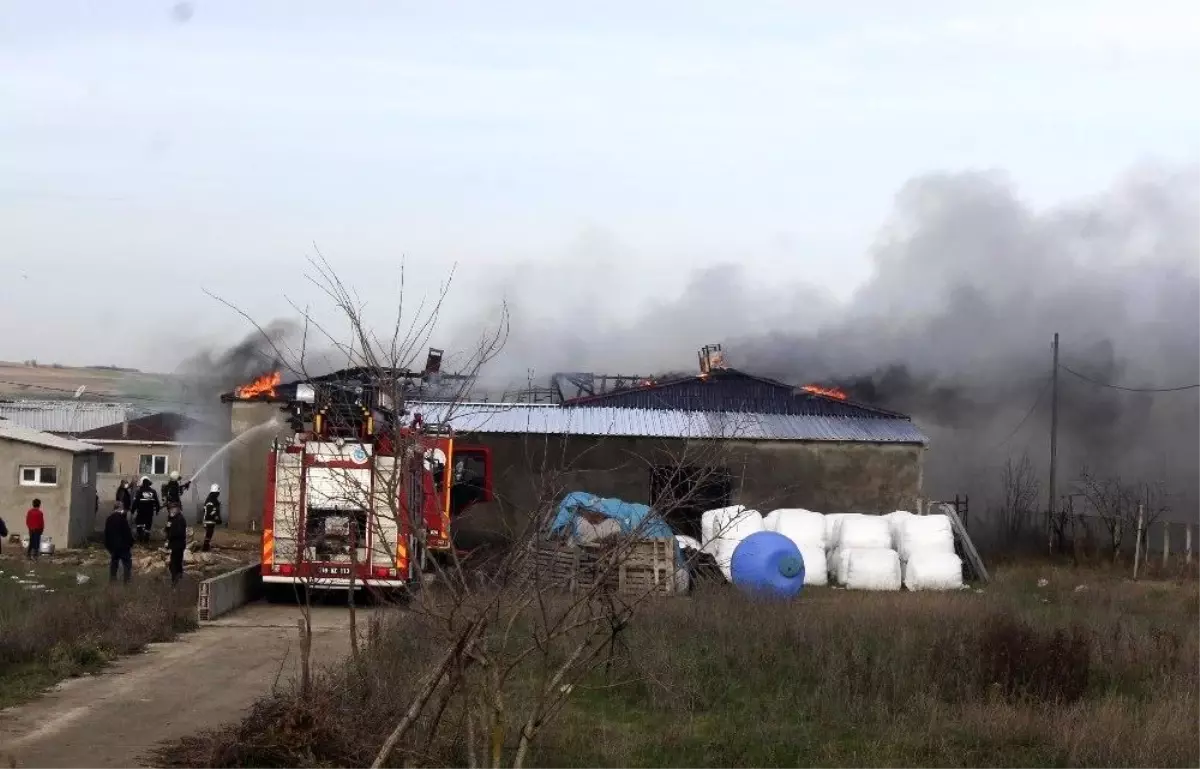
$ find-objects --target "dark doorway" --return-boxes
[649,465,733,540]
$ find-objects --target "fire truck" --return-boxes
[259,366,492,594]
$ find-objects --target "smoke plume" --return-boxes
[456,164,1200,520]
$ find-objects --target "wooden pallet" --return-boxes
[526,540,602,592]
[601,538,676,595]
[526,537,680,596]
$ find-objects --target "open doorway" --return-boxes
[649,465,733,540]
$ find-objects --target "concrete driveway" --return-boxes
[0,602,371,768]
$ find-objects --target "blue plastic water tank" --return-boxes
[730,531,806,598]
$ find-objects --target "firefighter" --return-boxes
[130,476,161,545]
[200,484,222,552]
[164,504,188,585]
[161,471,191,509]
[116,479,132,512]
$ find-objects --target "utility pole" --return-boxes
[1048,332,1060,555]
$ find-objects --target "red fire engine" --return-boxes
[257,367,492,594]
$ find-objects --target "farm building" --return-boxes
[222,359,928,538]
[415,367,927,542]
[0,422,101,549]
[73,411,230,523]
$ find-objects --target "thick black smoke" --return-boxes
[454,165,1200,521]
[733,166,1199,520]
[177,319,300,396]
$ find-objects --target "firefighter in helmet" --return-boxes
[200,484,223,552]
[161,471,191,509]
[130,476,161,545]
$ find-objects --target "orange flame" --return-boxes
[801,383,848,400]
[234,371,281,399]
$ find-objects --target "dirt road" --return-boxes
[0,602,370,768]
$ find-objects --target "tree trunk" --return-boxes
[297,617,312,696]
[349,522,360,664]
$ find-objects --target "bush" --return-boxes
[976,614,1090,703]
[159,566,1200,768]
[0,578,197,704]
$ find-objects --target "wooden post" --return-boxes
[1133,503,1145,580]
[940,502,989,584]
[1163,522,1170,569]
[1186,525,1193,566]
[1048,333,1060,556]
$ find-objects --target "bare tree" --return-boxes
[216,253,861,767]
[995,452,1040,548]
[1074,468,1170,562]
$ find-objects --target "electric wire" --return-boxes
[1058,363,1200,393]
[984,374,1053,456]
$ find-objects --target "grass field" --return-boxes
[159,559,1199,768]
[0,361,175,401]
[0,553,198,709]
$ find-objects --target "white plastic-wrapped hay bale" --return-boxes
[827,546,889,586]
[701,505,752,554]
[824,513,864,550]
[701,506,764,581]
[897,514,955,562]
[764,508,826,550]
[902,552,964,591]
[798,545,828,586]
[830,547,849,580]
[836,515,893,551]
[884,510,915,548]
[674,564,692,593]
[841,548,902,591]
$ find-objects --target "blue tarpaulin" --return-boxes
[550,491,682,565]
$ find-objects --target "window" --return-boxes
[81,463,89,485]
[19,466,58,486]
[97,452,115,473]
[139,454,168,476]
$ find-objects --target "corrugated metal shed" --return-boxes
[0,401,133,433]
[411,403,927,444]
[561,368,907,418]
[0,422,103,453]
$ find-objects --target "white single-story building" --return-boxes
[0,421,102,549]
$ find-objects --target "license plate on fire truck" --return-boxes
[317,567,352,577]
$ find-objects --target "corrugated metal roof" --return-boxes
[0,401,132,433]
[74,412,224,442]
[0,422,103,453]
[560,368,909,419]
[410,403,927,444]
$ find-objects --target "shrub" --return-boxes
[976,614,1091,703]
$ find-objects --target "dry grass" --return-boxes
[159,562,1199,768]
[0,558,198,707]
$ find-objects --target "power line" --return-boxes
[1058,363,1200,393]
[985,374,1052,456]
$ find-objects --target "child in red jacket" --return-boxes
[26,499,45,560]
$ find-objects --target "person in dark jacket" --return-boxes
[116,480,132,513]
[161,471,191,509]
[0,515,7,554]
[200,484,222,552]
[130,476,160,545]
[165,505,188,585]
[104,503,134,583]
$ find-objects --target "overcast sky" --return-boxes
[1,0,1196,372]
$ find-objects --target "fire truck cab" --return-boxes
[259,374,492,593]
